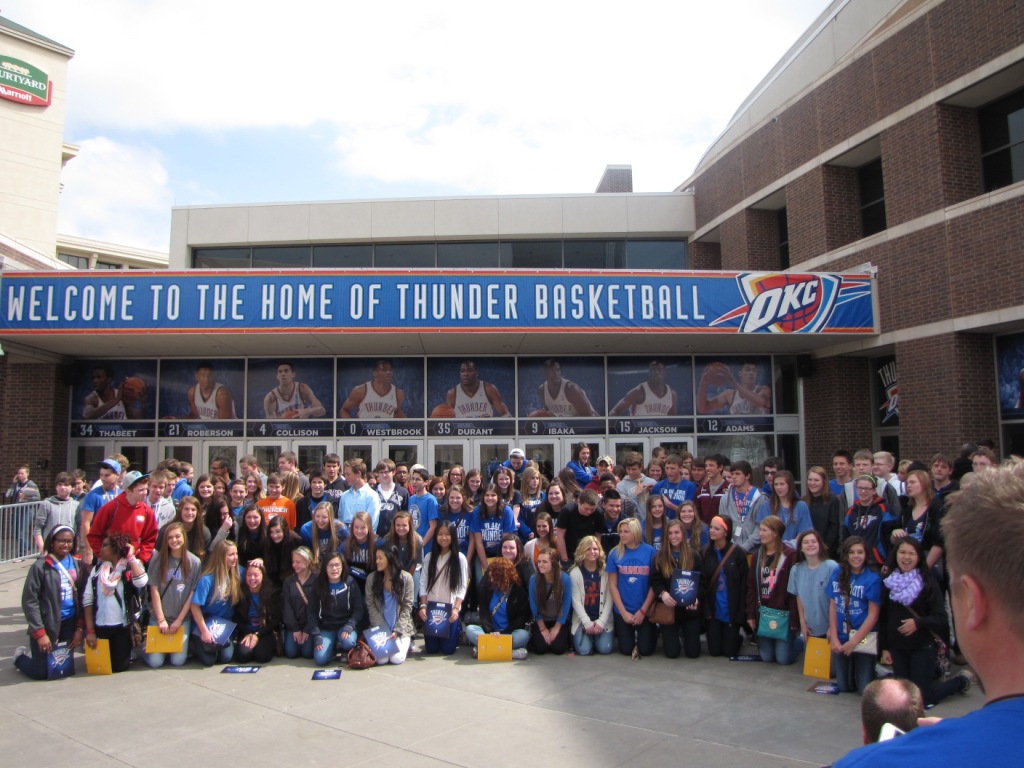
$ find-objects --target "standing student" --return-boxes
[33,472,80,554]
[438,485,473,557]
[566,442,598,488]
[342,511,381,598]
[307,553,364,666]
[145,522,201,668]
[641,494,668,551]
[15,526,88,680]
[407,466,439,552]
[804,466,844,558]
[569,536,614,655]
[204,494,237,551]
[843,475,900,570]
[606,518,657,657]
[654,454,698,518]
[419,521,469,655]
[233,561,281,664]
[891,469,946,569]
[300,501,348,566]
[262,516,301,590]
[493,467,523,530]
[228,478,252,519]
[464,469,484,505]
[83,533,149,673]
[366,546,416,665]
[678,500,710,551]
[236,507,268,568]
[281,546,316,659]
[257,473,297,529]
[828,536,882,694]
[702,515,748,658]
[168,496,209,561]
[295,470,329,530]
[374,459,409,537]
[528,548,572,655]
[746,517,800,665]
[650,519,706,659]
[385,510,423,600]
[519,466,547,537]
[470,484,517,582]
[190,541,243,666]
[524,512,556,566]
[762,470,814,547]
[788,529,838,643]
[720,461,769,553]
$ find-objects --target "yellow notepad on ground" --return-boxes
[803,635,833,679]
[85,638,113,675]
[146,625,184,654]
[477,634,513,661]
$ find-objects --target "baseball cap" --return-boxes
[597,456,614,466]
[121,471,149,489]
[99,459,122,474]
[509,448,525,460]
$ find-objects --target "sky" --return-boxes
[5,1,830,252]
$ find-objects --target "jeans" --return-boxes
[143,617,191,668]
[758,631,803,666]
[572,625,614,655]
[891,643,966,706]
[834,649,876,694]
[706,620,742,658]
[662,616,703,659]
[464,624,529,649]
[313,628,357,666]
[374,635,412,665]
[283,630,315,659]
[423,617,462,655]
[15,618,77,680]
[613,613,657,656]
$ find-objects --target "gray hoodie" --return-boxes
[34,495,80,540]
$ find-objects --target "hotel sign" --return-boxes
[0,55,51,106]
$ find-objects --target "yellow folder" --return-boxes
[146,625,185,654]
[85,638,113,675]
[803,635,834,680]
[477,633,513,661]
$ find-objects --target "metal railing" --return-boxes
[0,501,46,564]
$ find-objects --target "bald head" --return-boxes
[861,678,924,743]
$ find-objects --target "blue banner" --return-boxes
[0,270,876,334]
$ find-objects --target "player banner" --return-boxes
[0,270,876,334]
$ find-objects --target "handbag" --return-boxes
[346,639,377,669]
[853,631,878,655]
[647,601,676,626]
[757,606,790,640]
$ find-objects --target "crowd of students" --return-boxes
[14,443,988,704]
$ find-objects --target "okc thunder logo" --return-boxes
[51,645,72,666]
[208,620,225,639]
[880,384,899,424]
[369,630,389,650]
[674,578,695,596]
[712,274,853,333]
[428,609,447,627]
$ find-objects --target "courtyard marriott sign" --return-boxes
[0,55,51,106]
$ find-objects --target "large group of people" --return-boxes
[10,442,1000,712]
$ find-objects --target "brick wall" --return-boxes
[0,360,69,497]
[786,165,861,264]
[720,209,781,271]
[895,334,999,459]
[803,356,874,469]
[689,241,722,270]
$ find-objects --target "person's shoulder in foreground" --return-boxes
[835,697,1024,767]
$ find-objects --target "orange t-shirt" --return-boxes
[257,496,296,529]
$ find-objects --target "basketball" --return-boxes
[705,363,732,386]
[120,376,147,401]
[281,409,300,419]
[431,404,456,418]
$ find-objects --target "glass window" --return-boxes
[777,209,790,270]
[774,434,802,488]
[374,243,436,268]
[980,88,1024,192]
[625,240,687,270]
[313,245,373,268]
[499,240,562,269]
[858,159,886,236]
[773,355,799,414]
[564,240,625,270]
[194,248,251,269]
[58,253,89,269]
[437,242,500,268]
[94,261,120,270]
[252,246,311,269]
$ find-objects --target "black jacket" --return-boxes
[879,570,949,652]
[649,549,707,621]
[700,543,748,626]
[22,554,89,642]
[478,571,532,633]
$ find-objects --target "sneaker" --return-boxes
[511,648,528,660]
[14,646,27,662]
[959,669,977,694]
[471,646,478,659]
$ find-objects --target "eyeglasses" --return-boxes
[764,469,777,476]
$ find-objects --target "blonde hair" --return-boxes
[200,541,242,606]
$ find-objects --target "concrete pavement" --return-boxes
[0,560,981,767]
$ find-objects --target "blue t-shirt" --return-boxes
[246,593,261,631]
[639,518,665,551]
[192,573,235,620]
[605,542,656,614]
[409,493,439,542]
[470,506,516,556]
[520,492,546,532]
[581,566,601,621]
[653,478,697,515]
[826,568,882,642]
[490,590,510,632]
[710,547,731,623]
[57,554,78,619]
[81,486,120,516]
[757,501,814,544]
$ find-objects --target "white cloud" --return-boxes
[58,137,173,250]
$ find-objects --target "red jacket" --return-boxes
[88,495,158,563]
